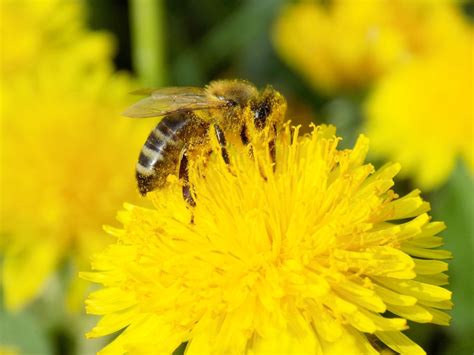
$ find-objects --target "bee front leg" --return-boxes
[252,98,277,172]
[269,123,277,172]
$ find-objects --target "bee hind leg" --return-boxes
[178,149,196,207]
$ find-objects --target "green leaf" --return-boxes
[431,161,474,353]
[0,309,53,355]
[130,0,166,86]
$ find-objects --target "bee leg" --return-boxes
[240,123,250,146]
[240,123,255,159]
[201,148,214,171]
[213,124,231,165]
[178,149,196,207]
[240,123,270,181]
[269,123,277,172]
[252,98,277,173]
[269,138,276,172]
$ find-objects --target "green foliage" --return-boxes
[130,0,166,86]
[432,162,474,354]
[0,307,53,355]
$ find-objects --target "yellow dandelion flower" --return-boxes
[82,120,451,354]
[364,25,473,190]
[273,0,464,93]
[0,0,149,311]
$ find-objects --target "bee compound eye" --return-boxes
[226,99,238,107]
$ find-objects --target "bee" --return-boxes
[123,80,286,204]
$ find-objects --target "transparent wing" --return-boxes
[130,87,205,97]
[123,87,229,118]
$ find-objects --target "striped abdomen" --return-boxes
[136,113,193,195]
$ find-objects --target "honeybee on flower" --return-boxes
[124,80,286,200]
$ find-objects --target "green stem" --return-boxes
[130,0,166,86]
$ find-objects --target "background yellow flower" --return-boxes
[273,0,473,190]
[364,32,473,190]
[273,0,465,93]
[1,0,98,78]
[0,0,149,311]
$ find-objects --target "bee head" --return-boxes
[251,86,287,130]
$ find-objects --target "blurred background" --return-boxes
[0,0,472,354]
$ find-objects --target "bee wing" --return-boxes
[123,87,228,118]
[130,87,205,97]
